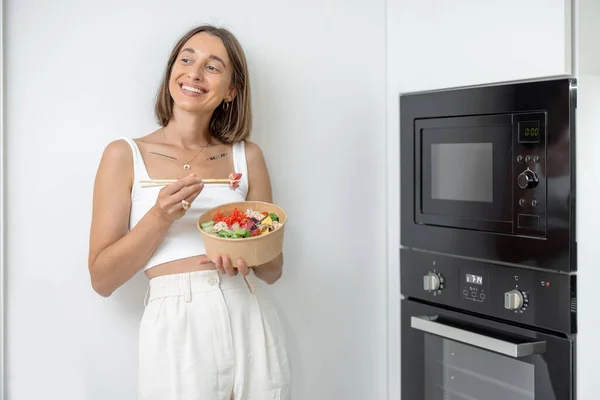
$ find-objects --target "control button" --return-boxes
[519,198,526,207]
[533,155,540,163]
[504,289,524,310]
[518,170,539,189]
[525,155,532,163]
[463,290,469,296]
[518,214,540,230]
[517,155,523,163]
[480,293,486,300]
[532,199,538,207]
[471,291,477,298]
[423,272,441,292]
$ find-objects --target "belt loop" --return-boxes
[143,284,151,307]
[184,273,192,302]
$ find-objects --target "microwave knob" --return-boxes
[517,170,539,189]
[423,272,441,292]
[504,289,524,310]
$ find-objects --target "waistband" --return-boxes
[145,269,260,305]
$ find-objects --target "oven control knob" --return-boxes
[423,272,441,292]
[517,170,539,189]
[504,289,524,310]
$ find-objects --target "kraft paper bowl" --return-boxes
[197,201,287,266]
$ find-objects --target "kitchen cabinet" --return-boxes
[396,0,572,92]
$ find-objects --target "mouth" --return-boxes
[179,82,209,95]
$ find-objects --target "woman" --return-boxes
[88,25,290,400]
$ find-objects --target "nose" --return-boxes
[187,66,205,81]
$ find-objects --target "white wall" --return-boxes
[0,0,5,396]
[3,1,388,399]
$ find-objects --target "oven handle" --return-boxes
[411,315,547,358]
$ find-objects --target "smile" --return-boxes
[180,83,208,95]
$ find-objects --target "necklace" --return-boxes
[162,127,212,170]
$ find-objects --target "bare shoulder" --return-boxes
[102,139,133,165]
[243,140,265,161]
[95,139,135,187]
[243,140,272,202]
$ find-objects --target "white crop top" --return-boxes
[119,137,249,272]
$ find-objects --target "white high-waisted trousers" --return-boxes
[138,269,291,400]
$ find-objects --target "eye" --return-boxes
[206,65,220,73]
[180,57,192,64]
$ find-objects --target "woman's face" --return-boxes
[168,32,235,115]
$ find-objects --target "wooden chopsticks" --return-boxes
[140,179,238,188]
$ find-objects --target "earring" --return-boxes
[223,100,230,112]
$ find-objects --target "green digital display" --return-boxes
[524,127,539,137]
[518,120,541,143]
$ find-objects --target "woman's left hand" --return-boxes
[198,255,250,277]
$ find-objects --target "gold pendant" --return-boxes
[183,164,191,170]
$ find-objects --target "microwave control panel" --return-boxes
[512,112,547,237]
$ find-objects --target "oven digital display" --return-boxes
[465,274,483,285]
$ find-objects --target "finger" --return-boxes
[236,258,250,276]
[222,257,236,277]
[170,183,203,204]
[165,184,203,215]
[166,198,190,215]
[163,174,203,196]
[196,255,213,265]
[184,183,204,204]
[214,256,226,274]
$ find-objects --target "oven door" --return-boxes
[402,300,574,400]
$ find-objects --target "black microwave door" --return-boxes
[401,300,574,400]
[416,115,513,233]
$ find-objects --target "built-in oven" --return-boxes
[401,249,576,400]
[400,78,576,272]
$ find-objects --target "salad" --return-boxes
[200,207,282,238]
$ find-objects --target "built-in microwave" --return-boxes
[400,78,577,272]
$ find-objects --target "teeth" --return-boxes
[181,85,206,94]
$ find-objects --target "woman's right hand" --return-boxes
[153,174,204,222]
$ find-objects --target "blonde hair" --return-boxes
[154,25,252,143]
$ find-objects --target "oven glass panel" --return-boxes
[424,335,535,400]
[431,142,494,203]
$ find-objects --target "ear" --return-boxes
[225,87,238,102]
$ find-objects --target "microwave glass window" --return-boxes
[431,143,493,203]
[424,335,535,400]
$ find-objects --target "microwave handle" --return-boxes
[411,315,547,358]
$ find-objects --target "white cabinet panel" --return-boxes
[397,0,572,92]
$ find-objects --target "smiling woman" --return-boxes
[154,26,252,144]
[88,25,290,400]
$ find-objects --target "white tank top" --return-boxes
[118,137,249,272]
